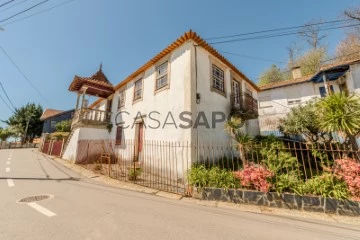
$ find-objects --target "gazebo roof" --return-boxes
[69,65,114,98]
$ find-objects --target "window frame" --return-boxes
[115,126,123,146]
[209,58,227,98]
[117,88,126,110]
[212,64,225,92]
[133,78,143,103]
[155,61,170,92]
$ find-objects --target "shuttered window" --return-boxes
[115,126,123,146]
[134,79,143,101]
[155,61,168,90]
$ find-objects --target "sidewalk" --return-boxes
[42,152,360,226]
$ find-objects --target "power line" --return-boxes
[221,51,286,64]
[208,23,360,45]
[2,0,76,26]
[205,19,354,41]
[0,81,16,109]
[0,45,53,107]
[0,91,14,113]
[0,0,14,9]
[0,0,50,24]
[0,0,28,14]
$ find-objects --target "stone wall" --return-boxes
[194,188,360,216]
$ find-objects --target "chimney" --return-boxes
[291,66,302,80]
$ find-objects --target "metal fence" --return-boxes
[74,138,360,195]
[0,141,39,149]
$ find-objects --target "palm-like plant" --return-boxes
[234,132,253,166]
[317,93,360,150]
[224,116,252,165]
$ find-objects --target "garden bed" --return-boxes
[193,187,360,216]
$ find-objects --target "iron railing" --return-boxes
[230,93,258,118]
[72,139,360,196]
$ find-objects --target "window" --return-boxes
[212,65,225,92]
[319,85,334,98]
[133,79,143,101]
[155,61,168,90]
[118,89,125,110]
[50,121,56,129]
[287,99,301,105]
[115,126,123,146]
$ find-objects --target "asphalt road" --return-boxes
[1,148,360,240]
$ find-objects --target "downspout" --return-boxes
[322,73,329,95]
[194,44,199,162]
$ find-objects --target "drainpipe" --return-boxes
[194,44,199,162]
[322,73,328,95]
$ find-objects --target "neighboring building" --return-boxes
[40,109,75,134]
[258,59,360,136]
[62,30,260,168]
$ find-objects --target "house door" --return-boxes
[134,122,144,162]
[232,80,240,106]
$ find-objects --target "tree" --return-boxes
[55,120,71,132]
[336,32,360,62]
[258,64,285,86]
[345,8,360,21]
[298,20,327,49]
[4,103,43,143]
[294,48,327,76]
[279,101,332,143]
[0,127,12,142]
[317,93,360,150]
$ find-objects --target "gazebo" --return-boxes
[68,65,114,128]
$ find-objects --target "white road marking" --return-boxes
[7,179,14,187]
[5,167,10,172]
[6,161,10,165]
[27,202,56,217]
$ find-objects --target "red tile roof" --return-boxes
[69,67,114,95]
[40,109,64,121]
[259,75,313,90]
[260,58,360,91]
[90,30,259,108]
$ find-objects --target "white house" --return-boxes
[62,30,260,171]
[258,59,360,136]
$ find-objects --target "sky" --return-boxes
[0,0,359,127]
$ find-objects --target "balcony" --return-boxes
[230,93,258,119]
[72,108,111,128]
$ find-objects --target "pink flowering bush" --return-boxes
[234,164,273,192]
[333,158,360,201]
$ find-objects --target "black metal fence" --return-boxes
[74,138,360,196]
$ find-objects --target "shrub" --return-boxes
[298,173,349,200]
[187,165,239,190]
[55,120,71,132]
[208,167,239,189]
[234,164,273,192]
[260,143,298,175]
[128,168,143,180]
[334,158,360,200]
[272,173,303,194]
[188,165,209,189]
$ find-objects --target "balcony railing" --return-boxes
[230,93,258,119]
[72,108,111,127]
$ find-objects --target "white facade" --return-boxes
[258,62,360,136]
[63,38,259,167]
